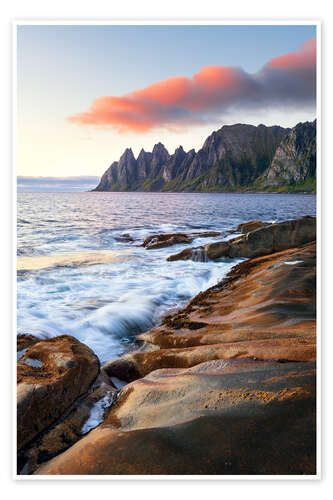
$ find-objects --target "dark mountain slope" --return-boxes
[93,120,316,193]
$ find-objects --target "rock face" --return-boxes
[258,120,316,189]
[17,335,99,451]
[95,143,170,191]
[35,241,316,475]
[93,120,316,192]
[167,216,316,262]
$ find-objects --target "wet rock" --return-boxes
[142,231,221,250]
[17,335,99,451]
[35,360,316,475]
[167,216,316,261]
[142,233,193,249]
[165,247,192,261]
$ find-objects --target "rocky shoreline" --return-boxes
[17,216,317,476]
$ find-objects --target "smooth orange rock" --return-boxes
[35,360,316,475]
[105,242,316,381]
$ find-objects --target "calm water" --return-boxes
[17,192,316,364]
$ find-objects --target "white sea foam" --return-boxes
[81,392,115,435]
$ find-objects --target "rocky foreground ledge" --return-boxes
[17,216,317,475]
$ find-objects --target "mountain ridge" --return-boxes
[93,120,316,193]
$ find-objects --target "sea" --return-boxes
[17,192,316,365]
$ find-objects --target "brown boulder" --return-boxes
[17,335,99,451]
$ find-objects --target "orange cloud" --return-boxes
[133,76,191,106]
[68,37,316,133]
[267,37,316,70]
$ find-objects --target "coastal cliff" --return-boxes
[17,216,317,476]
[93,120,316,193]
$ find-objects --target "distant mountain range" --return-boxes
[93,120,316,193]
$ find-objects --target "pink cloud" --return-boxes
[267,37,316,71]
[68,37,316,133]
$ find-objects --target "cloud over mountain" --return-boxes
[68,38,316,133]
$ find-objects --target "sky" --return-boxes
[17,24,317,180]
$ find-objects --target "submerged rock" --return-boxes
[167,216,316,261]
[17,335,99,451]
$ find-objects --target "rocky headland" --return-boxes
[93,120,316,193]
[17,216,317,476]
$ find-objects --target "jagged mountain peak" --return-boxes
[119,148,135,161]
[93,120,316,193]
[152,142,169,155]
